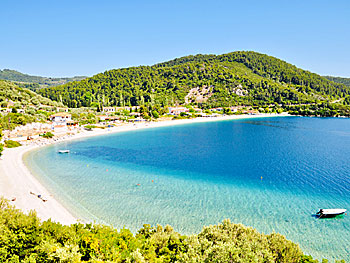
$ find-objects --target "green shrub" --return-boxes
[42,131,54,138]
[4,140,21,148]
[152,110,159,119]
[0,197,337,262]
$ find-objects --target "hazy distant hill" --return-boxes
[38,51,350,109]
[0,69,86,90]
[324,76,350,87]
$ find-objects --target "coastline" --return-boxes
[0,113,288,224]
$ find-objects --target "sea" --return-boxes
[24,116,350,261]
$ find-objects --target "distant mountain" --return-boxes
[38,51,350,111]
[0,69,87,90]
[324,76,350,87]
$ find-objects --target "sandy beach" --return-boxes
[0,113,287,224]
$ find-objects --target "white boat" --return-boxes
[58,150,70,154]
[316,209,346,218]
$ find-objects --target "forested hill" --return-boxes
[156,51,348,96]
[0,80,61,107]
[324,76,350,87]
[38,51,350,109]
[0,69,86,90]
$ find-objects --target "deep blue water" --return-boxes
[24,116,350,261]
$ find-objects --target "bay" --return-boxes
[24,116,350,261]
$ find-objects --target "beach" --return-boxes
[0,113,287,224]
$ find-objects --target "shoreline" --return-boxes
[0,113,288,224]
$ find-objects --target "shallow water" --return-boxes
[24,116,350,261]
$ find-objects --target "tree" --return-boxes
[0,130,3,157]
[42,132,54,139]
[152,110,159,119]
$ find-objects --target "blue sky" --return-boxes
[1,0,349,77]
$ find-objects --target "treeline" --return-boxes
[287,103,350,117]
[37,52,350,114]
[324,76,350,87]
[0,69,86,90]
[0,197,339,263]
[0,80,60,108]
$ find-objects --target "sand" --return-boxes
[0,113,288,224]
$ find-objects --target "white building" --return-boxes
[102,107,116,113]
[50,112,72,124]
[168,107,189,115]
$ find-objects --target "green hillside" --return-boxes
[38,51,350,116]
[324,76,350,87]
[0,69,86,90]
[156,51,349,97]
[0,80,64,130]
[0,80,60,107]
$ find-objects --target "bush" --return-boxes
[42,132,54,139]
[0,197,337,262]
[152,110,159,119]
[4,140,21,148]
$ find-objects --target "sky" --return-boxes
[1,0,349,77]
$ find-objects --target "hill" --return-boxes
[38,51,350,115]
[0,80,60,108]
[0,69,86,90]
[324,76,350,87]
[0,80,64,130]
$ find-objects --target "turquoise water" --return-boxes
[24,116,350,261]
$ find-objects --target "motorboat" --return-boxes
[316,209,346,218]
[58,150,70,154]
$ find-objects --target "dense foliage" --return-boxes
[38,52,350,117]
[0,80,60,107]
[1,197,335,263]
[0,80,62,130]
[4,140,21,148]
[0,69,86,90]
[42,131,54,139]
[0,130,3,157]
[324,76,350,87]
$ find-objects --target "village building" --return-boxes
[115,106,140,112]
[56,107,69,112]
[49,112,77,133]
[97,115,118,121]
[209,107,224,112]
[50,112,72,123]
[230,106,245,113]
[168,107,189,115]
[102,107,116,113]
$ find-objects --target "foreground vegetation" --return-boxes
[0,198,344,263]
